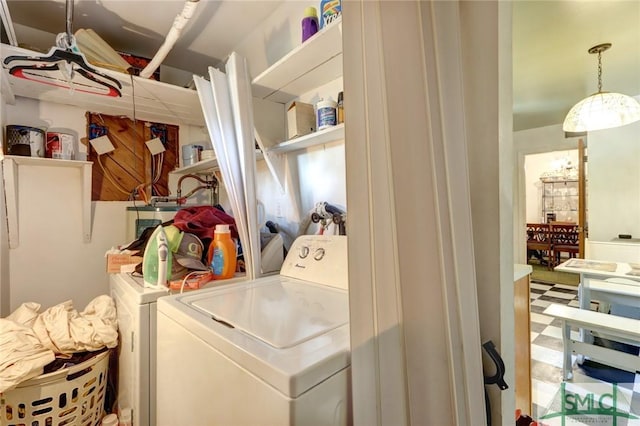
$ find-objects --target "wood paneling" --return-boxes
[85,113,178,201]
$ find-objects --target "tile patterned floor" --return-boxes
[529,280,640,424]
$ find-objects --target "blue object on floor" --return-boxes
[578,336,639,387]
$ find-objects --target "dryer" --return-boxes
[156,235,351,425]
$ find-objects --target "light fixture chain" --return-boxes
[597,50,602,93]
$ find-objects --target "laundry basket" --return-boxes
[0,350,110,426]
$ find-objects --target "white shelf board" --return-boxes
[5,155,91,168]
[267,124,344,154]
[251,17,343,104]
[2,155,93,248]
[171,157,219,175]
[171,150,264,175]
[1,44,205,126]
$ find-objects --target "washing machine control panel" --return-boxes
[280,235,348,289]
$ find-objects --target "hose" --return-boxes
[139,0,200,79]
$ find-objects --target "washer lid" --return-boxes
[190,277,348,349]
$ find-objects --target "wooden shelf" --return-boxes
[251,17,343,104]
[1,155,93,248]
[1,44,205,126]
[267,124,344,154]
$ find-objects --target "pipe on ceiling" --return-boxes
[139,0,200,79]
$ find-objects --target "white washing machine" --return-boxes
[156,235,351,426]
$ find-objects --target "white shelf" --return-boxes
[3,155,91,168]
[1,44,205,126]
[251,17,343,104]
[171,158,219,175]
[171,150,264,175]
[267,124,345,154]
[1,155,93,248]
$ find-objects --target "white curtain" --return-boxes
[194,52,261,280]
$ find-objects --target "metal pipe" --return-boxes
[65,0,74,46]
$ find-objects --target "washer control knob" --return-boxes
[299,246,310,258]
[313,248,325,261]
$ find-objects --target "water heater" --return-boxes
[126,205,183,242]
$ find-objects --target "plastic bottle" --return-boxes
[316,99,337,130]
[118,408,132,426]
[336,91,344,124]
[101,414,118,426]
[320,0,342,29]
[302,7,319,43]
[208,224,237,280]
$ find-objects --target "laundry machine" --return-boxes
[156,235,351,425]
[110,273,167,426]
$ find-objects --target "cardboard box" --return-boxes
[106,253,143,274]
[287,102,316,139]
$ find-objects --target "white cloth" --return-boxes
[0,295,118,393]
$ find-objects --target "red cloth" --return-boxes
[172,206,238,241]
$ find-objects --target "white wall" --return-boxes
[2,97,207,312]
[588,119,640,241]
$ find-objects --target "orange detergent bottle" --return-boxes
[207,224,237,280]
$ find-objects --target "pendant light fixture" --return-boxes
[563,43,640,132]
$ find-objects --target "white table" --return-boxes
[555,258,640,312]
[554,258,640,363]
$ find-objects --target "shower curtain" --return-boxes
[194,52,261,280]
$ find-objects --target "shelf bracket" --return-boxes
[3,157,19,248]
[1,157,93,248]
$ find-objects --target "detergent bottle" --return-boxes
[320,0,341,29]
[208,224,237,280]
[301,7,319,42]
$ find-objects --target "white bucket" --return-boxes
[46,132,75,160]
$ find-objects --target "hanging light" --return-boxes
[563,43,640,132]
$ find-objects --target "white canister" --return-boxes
[181,144,203,167]
[46,132,75,160]
[316,99,337,130]
[6,125,45,157]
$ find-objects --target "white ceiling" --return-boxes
[4,0,640,132]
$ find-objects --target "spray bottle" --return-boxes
[208,224,237,280]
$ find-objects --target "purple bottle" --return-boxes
[302,7,319,43]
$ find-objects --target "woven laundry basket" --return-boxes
[0,350,110,426]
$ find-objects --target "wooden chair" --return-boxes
[550,222,579,264]
[526,223,554,269]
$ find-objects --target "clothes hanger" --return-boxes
[2,0,123,97]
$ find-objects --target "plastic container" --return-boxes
[302,7,319,42]
[101,413,119,426]
[316,99,337,130]
[337,91,344,124]
[119,408,132,426]
[46,131,75,160]
[208,224,237,280]
[6,125,45,157]
[320,0,342,28]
